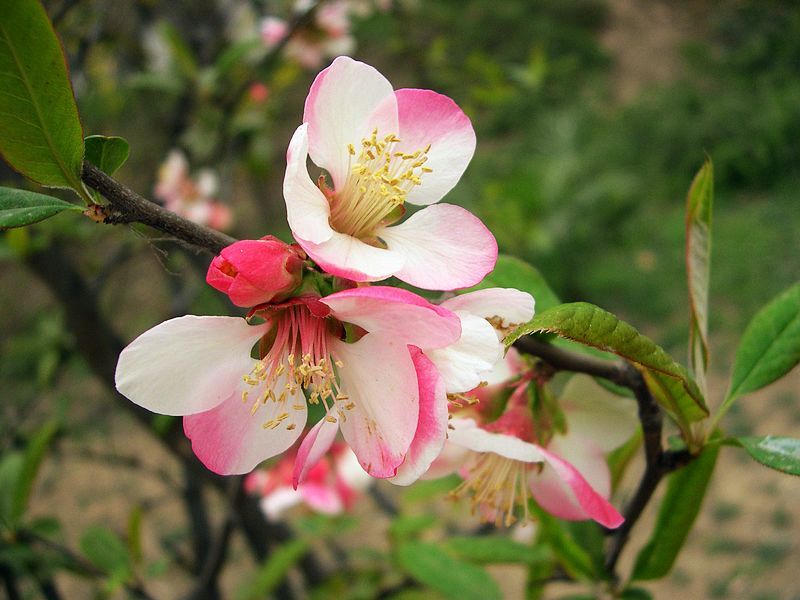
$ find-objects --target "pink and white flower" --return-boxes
[444,383,626,529]
[115,286,460,480]
[154,150,233,231]
[284,56,497,289]
[245,442,370,519]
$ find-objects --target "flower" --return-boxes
[206,237,305,307]
[245,442,370,519]
[115,286,462,480]
[154,150,233,231]
[445,384,626,529]
[284,56,497,289]
[260,16,288,48]
[432,356,637,528]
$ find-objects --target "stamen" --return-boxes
[450,453,531,527]
[329,131,433,238]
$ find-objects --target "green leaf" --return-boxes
[631,442,720,580]
[127,505,143,565]
[608,429,642,491]
[13,420,58,522]
[737,436,800,476]
[442,536,551,565]
[464,254,561,312]
[0,0,84,189]
[507,303,708,425]
[685,159,713,395]
[397,541,502,600]
[531,506,597,581]
[721,282,800,414]
[79,525,133,580]
[389,514,437,540]
[0,186,82,229]
[236,539,310,600]
[0,452,24,530]
[157,21,199,80]
[84,135,129,176]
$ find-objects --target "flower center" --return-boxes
[328,129,432,239]
[241,305,353,430]
[451,452,531,527]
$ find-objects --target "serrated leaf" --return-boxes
[0,187,82,229]
[737,436,800,476]
[235,539,310,600]
[397,541,501,600]
[84,135,129,176]
[721,282,800,416]
[79,525,133,580]
[0,0,84,189]
[442,536,550,565]
[685,159,713,396]
[464,254,560,312]
[631,442,719,580]
[507,303,708,425]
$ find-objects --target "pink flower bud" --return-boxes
[206,236,305,307]
[260,17,288,49]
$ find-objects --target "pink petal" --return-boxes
[298,482,344,515]
[115,316,269,416]
[296,230,404,282]
[183,372,307,475]
[441,288,535,332]
[426,311,502,393]
[332,334,419,478]
[378,204,497,290]
[284,124,335,245]
[390,347,448,485]
[531,438,623,529]
[303,56,397,189]
[321,286,461,349]
[447,418,546,463]
[293,416,339,487]
[392,89,476,206]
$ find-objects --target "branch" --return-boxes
[81,161,236,254]
[513,335,696,580]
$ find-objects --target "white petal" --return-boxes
[332,334,419,478]
[115,316,268,416]
[297,230,404,282]
[284,124,335,245]
[561,375,639,452]
[303,56,398,189]
[441,288,535,332]
[426,312,502,393]
[447,418,546,464]
[378,204,497,290]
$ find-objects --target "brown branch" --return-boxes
[81,161,236,254]
[513,335,696,580]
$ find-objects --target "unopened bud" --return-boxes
[207,236,305,307]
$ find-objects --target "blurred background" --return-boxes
[1,0,798,598]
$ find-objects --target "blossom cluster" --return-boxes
[116,57,630,528]
[154,150,233,231]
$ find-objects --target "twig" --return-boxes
[513,335,697,580]
[81,161,236,254]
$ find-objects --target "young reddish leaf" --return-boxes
[685,159,713,396]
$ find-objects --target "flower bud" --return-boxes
[207,236,305,307]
